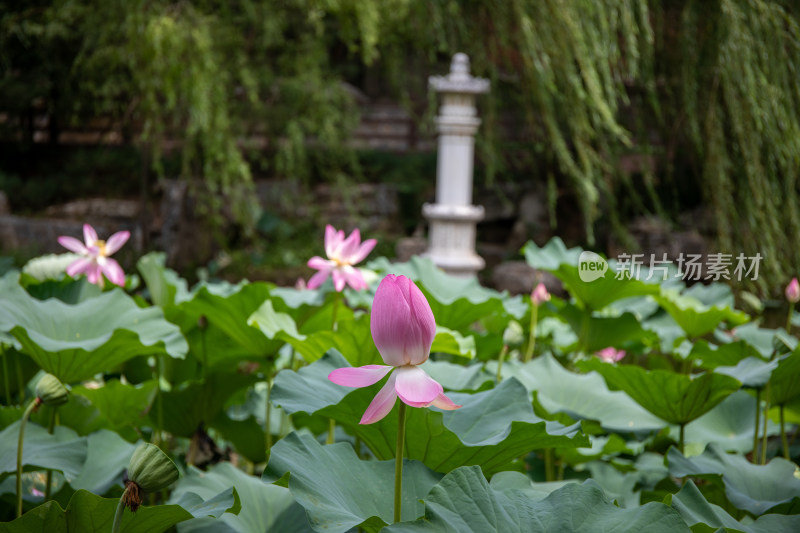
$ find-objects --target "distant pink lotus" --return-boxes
[329,274,460,424]
[786,277,800,303]
[307,224,376,292]
[531,283,550,306]
[58,224,129,287]
[596,347,626,363]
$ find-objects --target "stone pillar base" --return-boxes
[422,203,485,278]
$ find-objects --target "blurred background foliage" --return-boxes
[1,0,799,292]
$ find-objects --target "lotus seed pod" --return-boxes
[35,374,69,406]
[127,443,179,493]
[502,320,525,349]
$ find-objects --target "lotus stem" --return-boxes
[326,418,336,445]
[781,404,790,460]
[331,292,340,332]
[265,377,273,454]
[787,304,793,333]
[753,388,761,462]
[394,402,407,523]
[496,345,508,383]
[15,354,24,404]
[679,423,685,455]
[153,355,164,448]
[111,484,129,533]
[44,408,56,500]
[544,448,554,481]
[17,397,40,517]
[761,384,770,464]
[524,304,539,363]
[1,345,10,405]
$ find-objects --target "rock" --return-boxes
[490,260,562,296]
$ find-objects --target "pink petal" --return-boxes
[100,258,126,286]
[307,256,334,270]
[338,229,362,262]
[66,257,94,277]
[104,231,130,255]
[83,224,98,246]
[406,278,436,363]
[430,392,461,410]
[58,236,88,255]
[324,225,345,258]
[331,269,347,292]
[349,238,377,265]
[86,264,103,286]
[328,365,393,387]
[371,275,414,366]
[394,365,442,407]
[360,373,398,424]
[342,266,367,291]
[307,269,331,290]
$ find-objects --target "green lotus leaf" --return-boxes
[655,289,749,339]
[271,352,588,475]
[580,359,741,426]
[70,430,138,495]
[668,479,800,533]
[687,340,761,370]
[0,421,87,483]
[383,467,689,532]
[558,304,653,352]
[137,252,191,307]
[262,432,441,533]
[669,390,780,456]
[502,355,666,433]
[0,486,238,533]
[715,357,778,389]
[769,350,800,406]
[72,379,157,433]
[523,239,661,311]
[0,284,187,382]
[171,462,311,532]
[667,444,800,516]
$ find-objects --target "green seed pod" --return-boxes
[127,443,179,493]
[35,374,69,406]
[502,320,525,349]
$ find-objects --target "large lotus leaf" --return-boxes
[558,304,653,352]
[769,350,800,406]
[0,285,187,382]
[383,467,689,533]
[489,471,577,502]
[655,289,749,339]
[430,327,476,359]
[152,372,260,437]
[137,252,191,307]
[368,256,522,329]
[271,352,588,475]
[73,379,157,433]
[165,283,277,370]
[667,444,800,515]
[262,432,441,532]
[667,480,800,533]
[69,430,138,495]
[672,390,780,456]
[0,486,239,533]
[580,359,741,425]
[717,323,796,359]
[19,275,102,304]
[502,355,666,433]
[522,239,661,311]
[421,360,494,392]
[715,357,778,389]
[0,421,87,483]
[688,340,761,370]
[172,462,312,533]
[247,299,306,345]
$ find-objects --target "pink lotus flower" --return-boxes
[531,282,550,306]
[328,274,461,424]
[307,225,376,292]
[58,224,129,287]
[786,278,800,303]
[596,347,626,363]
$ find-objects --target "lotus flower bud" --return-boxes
[786,278,799,303]
[35,374,69,406]
[502,320,525,348]
[531,283,550,306]
[124,443,180,511]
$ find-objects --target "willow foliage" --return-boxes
[1,0,799,291]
